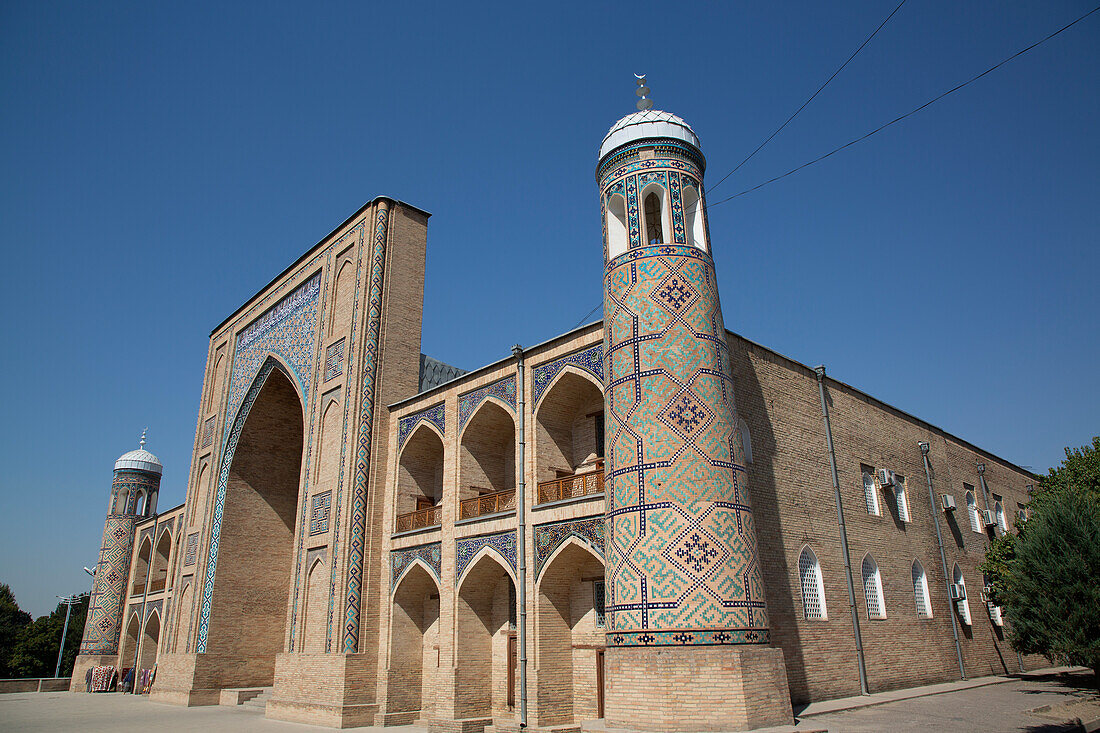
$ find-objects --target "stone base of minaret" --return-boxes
[604,645,793,732]
[69,654,118,692]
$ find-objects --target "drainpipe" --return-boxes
[919,442,966,680]
[512,344,528,728]
[814,366,869,696]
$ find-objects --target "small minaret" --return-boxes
[71,432,162,689]
[599,78,793,730]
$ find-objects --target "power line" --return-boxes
[707,4,1100,208]
[707,0,908,195]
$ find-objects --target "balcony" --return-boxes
[130,583,145,597]
[460,488,516,520]
[396,505,441,533]
[149,579,166,593]
[538,469,604,505]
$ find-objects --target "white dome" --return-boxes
[114,448,163,475]
[599,109,701,161]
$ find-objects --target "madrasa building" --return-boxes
[71,85,1044,731]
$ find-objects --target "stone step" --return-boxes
[241,689,273,709]
[219,687,270,706]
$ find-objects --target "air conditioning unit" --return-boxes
[982,510,997,527]
[941,494,957,512]
[949,583,967,601]
[878,468,897,488]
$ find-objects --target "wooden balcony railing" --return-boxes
[396,505,441,533]
[459,488,516,520]
[537,470,605,505]
[149,579,166,593]
[131,583,145,597]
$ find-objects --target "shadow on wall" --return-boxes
[727,343,810,705]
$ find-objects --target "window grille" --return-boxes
[994,501,1007,533]
[798,547,826,620]
[861,555,886,619]
[966,489,982,533]
[912,560,932,618]
[593,580,606,628]
[895,475,910,522]
[862,468,879,515]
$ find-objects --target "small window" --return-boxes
[862,466,880,515]
[994,500,1007,533]
[738,417,753,464]
[861,555,886,619]
[682,186,706,251]
[965,487,982,533]
[509,582,517,630]
[606,194,629,260]
[895,475,910,522]
[798,546,827,620]
[593,580,606,628]
[644,191,664,244]
[912,560,932,618]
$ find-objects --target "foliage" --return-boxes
[7,594,88,679]
[984,436,1100,681]
[0,584,33,678]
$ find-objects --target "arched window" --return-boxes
[643,191,664,244]
[912,560,932,618]
[862,467,879,515]
[798,546,826,620]
[861,554,886,619]
[966,489,982,533]
[894,475,910,522]
[737,417,752,464]
[606,193,628,260]
[953,564,972,625]
[994,501,1007,534]
[682,186,706,251]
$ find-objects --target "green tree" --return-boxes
[983,436,1100,683]
[0,584,33,677]
[9,594,88,679]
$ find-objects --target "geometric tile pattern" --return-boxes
[458,375,516,431]
[390,542,442,589]
[78,513,138,654]
[309,491,331,535]
[324,338,345,382]
[225,271,322,430]
[397,402,446,450]
[534,516,606,580]
[602,222,768,646]
[455,531,517,584]
[532,343,604,407]
[343,204,392,653]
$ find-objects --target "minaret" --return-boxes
[599,77,793,731]
[70,432,162,690]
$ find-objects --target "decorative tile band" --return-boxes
[343,202,391,653]
[604,242,768,644]
[534,516,605,580]
[458,376,516,431]
[607,628,769,647]
[597,138,705,181]
[455,531,517,583]
[397,402,446,449]
[309,491,331,535]
[390,542,442,589]
[78,514,138,655]
[532,343,604,407]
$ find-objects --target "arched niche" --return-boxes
[387,563,441,719]
[455,553,517,720]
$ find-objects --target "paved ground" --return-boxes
[0,669,1096,732]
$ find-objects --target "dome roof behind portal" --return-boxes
[599,108,701,161]
[114,430,162,474]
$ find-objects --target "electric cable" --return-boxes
[706,4,1100,207]
[707,0,908,195]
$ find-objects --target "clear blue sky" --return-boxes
[2,1,1097,617]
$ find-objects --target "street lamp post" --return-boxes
[54,594,84,679]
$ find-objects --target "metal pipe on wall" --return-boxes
[512,344,529,728]
[814,366,869,696]
[919,442,966,680]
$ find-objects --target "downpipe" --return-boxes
[512,344,528,728]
